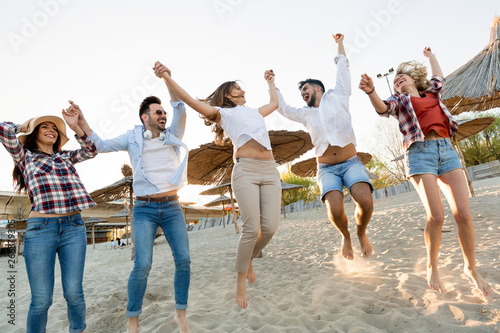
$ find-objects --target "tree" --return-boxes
[280,163,320,206]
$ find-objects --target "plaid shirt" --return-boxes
[380,76,458,150]
[0,122,97,214]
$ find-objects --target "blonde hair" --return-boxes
[394,61,430,93]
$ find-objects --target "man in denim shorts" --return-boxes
[274,33,374,260]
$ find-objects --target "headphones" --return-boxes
[143,130,166,140]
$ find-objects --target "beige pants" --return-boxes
[232,158,282,273]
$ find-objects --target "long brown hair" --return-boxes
[200,81,238,145]
[12,123,62,193]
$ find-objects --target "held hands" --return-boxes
[359,74,374,94]
[423,46,434,58]
[333,33,344,44]
[264,69,275,84]
[62,100,81,129]
[153,61,171,79]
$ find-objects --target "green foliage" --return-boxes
[280,164,320,206]
[364,156,404,190]
[458,112,500,166]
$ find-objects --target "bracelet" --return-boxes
[366,87,375,95]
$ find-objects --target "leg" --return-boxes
[350,182,374,258]
[159,201,191,333]
[410,174,446,293]
[127,202,159,332]
[232,161,262,309]
[59,216,87,333]
[23,219,58,333]
[438,169,491,296]
[324,190,353,260]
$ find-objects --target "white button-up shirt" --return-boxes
[276,54,356,157]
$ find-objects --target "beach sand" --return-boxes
[1,177,499,332]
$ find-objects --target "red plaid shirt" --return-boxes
[379,76,458,150]
[0,122,97,214]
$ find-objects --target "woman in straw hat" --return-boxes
[0,102,97,332]
[359,47,491,296]
[154,62,281,309]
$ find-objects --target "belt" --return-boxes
[135,195,179,202]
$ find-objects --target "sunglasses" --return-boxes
[147,110,167,116]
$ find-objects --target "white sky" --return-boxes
[1,0,499,205]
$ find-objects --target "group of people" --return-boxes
[0,33,491,333]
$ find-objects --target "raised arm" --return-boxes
[154,61,219,120]
[332,33,351,96]
[423,47,443,78]
[359,74,390,114]
[258,69,279,117]
[154,62,180,102]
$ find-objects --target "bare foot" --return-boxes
[341,237,354,260]
[246,260,256,284]
[235,273,248,309]
[358,233,373,258]
[127,316,139,333]
[174,309,191,333]
[427,266,445,293]
[464,267,492,296]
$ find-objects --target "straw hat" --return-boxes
[18,115,69,149]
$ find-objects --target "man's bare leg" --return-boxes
[246,258,256,284]
[350,182,374,258]
[174,309,191,333]
[127,316,139,333]
[235,272,248,308]
[324,190,353,260]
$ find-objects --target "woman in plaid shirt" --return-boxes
[0,103,97,333]
[359,47,491,296]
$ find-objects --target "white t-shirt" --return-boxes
[142,137,185,193]
[218,105,272,150]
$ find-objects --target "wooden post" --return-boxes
[125,216,129,245]
[229,190,239,234]
[14,233,20,264]
[282,197,287,218]
[452,138,475,197]
[222,203,226,228]
[91,222,95,250]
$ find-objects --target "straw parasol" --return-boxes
[199,183,239,233]
[204,195,237,229]
[291,152,374,178]
[188,130,313,186]
[85,216,108,249]
[280,181,305,218]
[442,16,500,115]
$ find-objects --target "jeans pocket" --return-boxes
[26,220,48,231]
[71,217,85,227]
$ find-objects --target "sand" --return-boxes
[1,177,499,332]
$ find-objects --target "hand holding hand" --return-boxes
[154,61,171,79]
[359,74,374,94]
[423,46,434,58]
[62,100,81,129]
[264,69,275,84]
[333,33,344,44]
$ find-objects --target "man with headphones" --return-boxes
[76,62,191,333]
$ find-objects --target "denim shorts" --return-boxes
[317,156,373,200]
[404,138,462,178]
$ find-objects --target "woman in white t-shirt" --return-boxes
[155,62,281,309]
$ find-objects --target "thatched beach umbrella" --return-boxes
[89,164,135,259]
[280,180,305,218]
[187,130,314,186]
[204,195,237,229]
[199,183,239,234]
[443,16,500,115]
[291,152,375,178]
[85,216,108,249]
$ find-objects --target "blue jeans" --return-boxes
[127,199,190,316]
[23,213,87,333]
